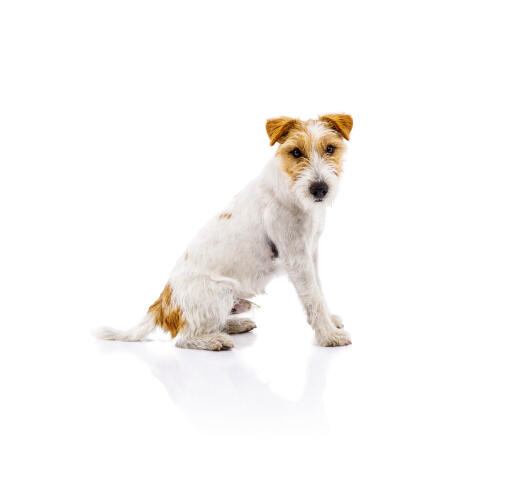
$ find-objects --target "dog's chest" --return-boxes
[286,208,326,246]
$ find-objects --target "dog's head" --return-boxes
[266,114,352,208]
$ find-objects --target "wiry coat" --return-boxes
[96,114,353,350]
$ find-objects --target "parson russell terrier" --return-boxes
[96,113,353,350]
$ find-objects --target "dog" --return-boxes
[95,113,353,350]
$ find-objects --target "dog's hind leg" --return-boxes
[222,317,257,334]
[171,276,237,350]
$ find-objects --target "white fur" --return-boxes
[94,314,155,341]
[96,120,351,349]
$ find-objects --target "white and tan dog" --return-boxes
[96,113,353,350]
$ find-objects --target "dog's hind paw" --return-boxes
[316,329,351,347]
[223,318,257,334]
[176,332,235,351]
[209,333,235,350]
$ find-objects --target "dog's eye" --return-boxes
[291,148,302,159]
[326,145,336,154]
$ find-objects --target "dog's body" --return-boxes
[96,114,353,350]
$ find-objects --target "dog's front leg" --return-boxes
[313,249,343,330]
[285,247,351,347]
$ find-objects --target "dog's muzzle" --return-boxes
[309,181,329,201]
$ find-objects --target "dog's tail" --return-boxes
[94,314,155,342]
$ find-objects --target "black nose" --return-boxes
[309,181,329,200]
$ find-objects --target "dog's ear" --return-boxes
[319,114,353,141]
[266,117,299,146]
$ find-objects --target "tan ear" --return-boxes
[265,117,299,146]
[319,114,353,140]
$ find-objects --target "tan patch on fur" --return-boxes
[184,252,189,260]
[148,284,185,338]
[266,117,303,146]
[317,132,346,176]
[277,127,312,182]
[219,213,232,220]
[319,114,353,140]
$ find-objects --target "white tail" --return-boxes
[94,314,155,342]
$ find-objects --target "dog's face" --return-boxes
[266,114,352,208]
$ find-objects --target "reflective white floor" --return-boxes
[3,276,509,480]
[97,327,337,434]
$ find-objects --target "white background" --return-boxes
[1,1,510,479]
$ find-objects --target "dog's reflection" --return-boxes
[99,332,340,434]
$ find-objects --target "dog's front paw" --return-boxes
[316,329,351,347]
[331,314,344,329]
